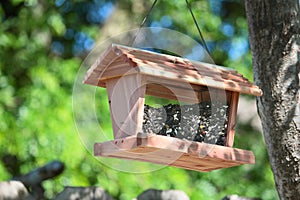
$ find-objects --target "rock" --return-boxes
[222,194,262,200]
[13,160,65,187]
[0,181,34,200]
[136,189,189,200]
[12,160,65,199]
[53,186,114,200]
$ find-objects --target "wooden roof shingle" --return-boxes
[84,44,262,96]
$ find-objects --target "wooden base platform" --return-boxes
[94,134,255,172]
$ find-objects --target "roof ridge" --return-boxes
[112,44,239,74]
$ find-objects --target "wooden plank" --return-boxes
[99,64,138,81]
[146,135,254,163]
[138,64,263,97]
[94,135,255,172]
[83,44,118,84]
[146,83,211,104]
[142,62,258,92]
[92,59,126,73]
[103,149,237,171]
[146,75,210,92]
[121,47,238,74]
[121,51,252,88]
[131,58,251,85]
[145,76,231,103]
[85,63,137,87]
[85,65,135,87]
[225,92,239,147]
[106,74,146,139]
[108,143,245,169]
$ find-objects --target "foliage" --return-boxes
[0,0,277,199]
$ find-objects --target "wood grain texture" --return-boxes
[94,135,255,172]
[226,92,239,147]
[83,44,263,96]
[106,74,146,139]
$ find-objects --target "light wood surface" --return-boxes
[84,44,263,97]
[106,74,146,139]
[94,134,255,172]
[226,92,240,147]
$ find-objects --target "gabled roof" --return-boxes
[84,44,262,96]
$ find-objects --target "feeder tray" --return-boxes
[84,44,263,172]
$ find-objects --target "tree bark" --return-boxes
[245,1,300,199]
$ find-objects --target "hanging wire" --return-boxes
[131,0,158,45]
[185,0,213,61]
[132,0,214,62]
[140,0,158,28]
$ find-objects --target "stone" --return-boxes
[222,194,262,200]
[0,181,34,200]
[53,186,114,200]
[136,189,189,200]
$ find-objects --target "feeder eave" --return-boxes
[137,64,263,97]
[83,44,263,97]
[83,44,135,86]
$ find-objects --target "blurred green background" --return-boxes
[0,0,278,199]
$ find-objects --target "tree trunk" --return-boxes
[245,1,300,199]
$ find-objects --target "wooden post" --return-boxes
[225,92,239,147]
[106,74,146,139]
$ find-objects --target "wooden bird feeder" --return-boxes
[83,44,263,172]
